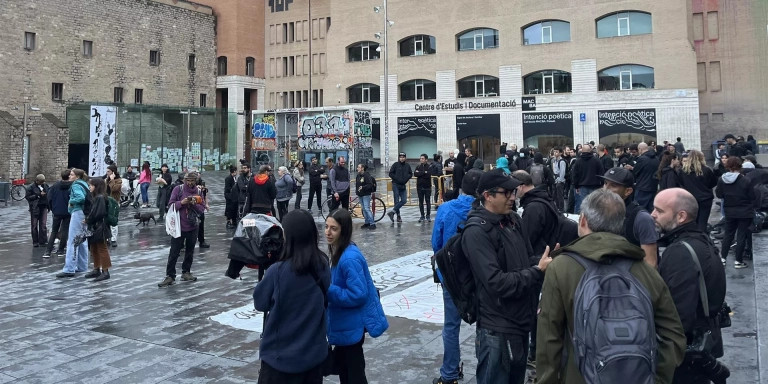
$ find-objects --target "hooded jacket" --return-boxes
[571,152,604,189]
[633,150,660,192]
[536,232,686,384]
[678,166,716,202]
[495,157,511,175]
[68,179,90,214]
[658,166,680,191]
[715,172,755,219]
[414,162,432,189]
[452,154,466,191]
[246,173,277,214]
[520,186,559,255]
[462,205,542,335]
[47,180,72,216]
[388,160,413,186]
[275,173,294,202]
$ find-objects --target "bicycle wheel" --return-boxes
[320,196,333,220]
[371,197,387,222]
[349,197,363,219]
[11,185,25,201]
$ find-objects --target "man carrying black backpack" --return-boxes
[536,189,685,384]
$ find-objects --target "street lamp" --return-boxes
[374,1,393,168]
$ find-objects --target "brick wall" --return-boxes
[0,0,217,180]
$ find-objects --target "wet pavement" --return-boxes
[0,173,764,383]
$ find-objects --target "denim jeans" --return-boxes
[440,287,462,380]
[359,195,374,225]
[140,182,150,204]
[392,184,407,214]
[574,187,596,214]
[62,209,89,273]
[475,328,528,384]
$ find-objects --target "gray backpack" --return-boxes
[569,253,657,383]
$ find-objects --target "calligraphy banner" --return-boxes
[89,106,117,177]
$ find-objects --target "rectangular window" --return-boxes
[319,18,327,39]
[711,113,724,122]
[313,19,319,39]
[82,40,93,57]
[415,82,424,100]
[149,50,160,66]
[283,23,288,43]
[707,12,719,40]
[269,92,274,108]
[24,32,35,50]
[269,58,275,78]
[289,22,295,42]
[313,54,319,75]
[618,16,630,36]
[543,73,554,94]
[474,33,483,50]
[303,90,309,106]
[692,13,704,41]
[320,53,326,74]
[289,91,295,108]
[114,87,124,103]
[313,90,319,107]
[414,36,424,55]
[620,70,632,90]
[304,55,309,75]
[283,57,288,77]
[289,56,294,76]
[270,24,276,45]
[319,89,323,107]
[542,25,552,44]
[699,113,709,123]
[303,20,309,40]
[51,83,63,101]
[200,94,207,107]
[709,61,721,91]
[188,54,196,70]
[475,79,485,96]
[697,62,707,91]
[246,58,255,76]
[327,17,331,31]
[134,89,143,104]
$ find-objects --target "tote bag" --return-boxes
[165,204,181,238]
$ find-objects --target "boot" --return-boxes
[93,270,110,282]
[84,269,101,278]
[181,272,197,281]
[158,276,175,287]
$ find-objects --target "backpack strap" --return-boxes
[680,240,709,318]
[461,217,507,272]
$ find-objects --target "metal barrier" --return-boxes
[369,175,453,208]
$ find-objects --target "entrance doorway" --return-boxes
[68,144,89,171]
[459,136,500,167]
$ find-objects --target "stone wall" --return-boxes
[0,0,217,179]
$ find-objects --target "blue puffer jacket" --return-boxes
[68,179,89,214]
[327,243,388,346]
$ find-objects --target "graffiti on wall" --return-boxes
[298,113,353,150]
[252,115,277,151]
[354,110,374,168]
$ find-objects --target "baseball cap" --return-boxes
[477,169,521,194]
[398,152,407,157]
[599,167,634,187]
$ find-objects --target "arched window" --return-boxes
[598,64,654,90]
[523,20,571,45]
[245,57,255,76]
[400,79,436,101]
[399,35,436,56]
[457,28,499,51]
[217,56,227,76]
[457,75,499,98]
[348,83,380,103]
[596,11,652,38]
[523,70,572,94]
[347,41,380,62]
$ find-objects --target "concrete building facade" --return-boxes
[264,0,707,166]
[0,0,216,180]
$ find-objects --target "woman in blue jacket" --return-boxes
[253,210,330,383]
[56,168,90,278]
[325,209,388,384]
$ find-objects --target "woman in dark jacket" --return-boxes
[253,210,330,384]
[156,164,173,220]
[715,157,755,269]
[85,177,112,281]
[657,150,681,191]
[678,150,718,232]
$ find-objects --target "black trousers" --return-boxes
[417,188,431,217]
[695,199,713,232]
[30,208,49,245]
[720,217,751,263]
[46,215,70,253]
[294,184,303,209]
[258,360,323,384]
[553,182,565,212]
[308,183,323,210]
[197,214,206,244]
[329,189,350,212]
[277,200,289,221]
[166,228,197,279]
[225,200,238,222]
[335,336,367,384]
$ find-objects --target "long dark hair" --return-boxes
[142,161,150,175]
[657,150,677,180]
[328,209,353,267]
[88,177,107,196]
[279,210,329,275]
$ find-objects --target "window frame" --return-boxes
[618,16,630,36]
[134,88,143,104]
[398,35,436,57]
[596,11,652,38]
[188,54,196,71]
[542,25,552,44]
[24,32,35,50]
[414,35,424,55]
[246,57,255,76]
[200,93,207,107]
[348,83,381,104]
[347,41,380,62]
[457,28,499,51]
[149,50,160,66]
[217,56,228,76]
[113,87,124,103]
[51,83,63,101]
[620,70,632,90]
[457,75,499,98]
[82,40,93,58]
[523,70,573,95]
[598,64,655,91]
[399,79,437,101]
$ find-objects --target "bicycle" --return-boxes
[321,192,387,222]
[10,179,27,201]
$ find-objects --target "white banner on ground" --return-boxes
[209,250,435,333]
[380,279,444,324]
[89,105,117,177]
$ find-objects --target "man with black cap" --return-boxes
[463,168,554,384]
[388,152,412,222]
[600,167,659,267]
[430,167,482,384]
[724,134,750,157]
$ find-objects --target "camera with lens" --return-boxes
[685,330,730,384]
[718,302,732,328]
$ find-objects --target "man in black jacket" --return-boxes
[44,169,72,257]
[414,153,433,222]
[26,174,50,247]
[230,162,251,219]
[355,163,377,230]
[464,169,553,384]
[652,188,727,383]
[724,134,750,157]
[388,152,412,223]
[224,165,238,229]
[632,142,660,212]
[245,165,277,215]
[571,144,604,214]
[597,144,614,172]
[307,156,325,213]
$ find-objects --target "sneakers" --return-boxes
[734,261,749,269]
[42,252,51,258]
[397,214,402,223]
[361,223,370,229]
[181,272,198,281]
[721,257,726,266]
[158,276,175,287]
[199,242,210,249]
[432,378,458,384]
[369,224,376,230]
[92,271,110,282]
[418,216,425,223]
[387,211,395,222]
[56,272,75,278]
[84,269,101,279]
[426,216,432,222]
[111,241,118,248]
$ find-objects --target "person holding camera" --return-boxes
[652,188,729,384]
[158,172,206,288]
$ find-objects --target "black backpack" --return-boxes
[530,198,579,247]
[530,164,545,186]
[434,217,499,324]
